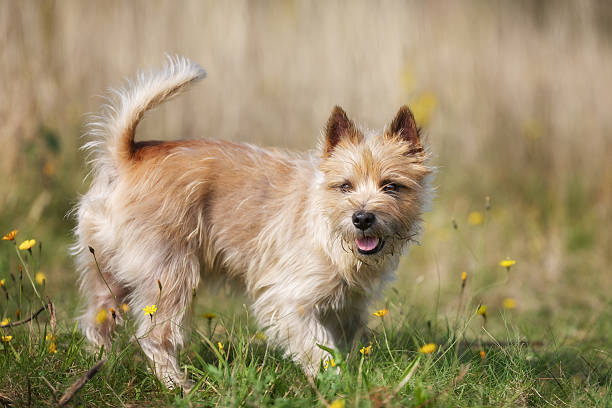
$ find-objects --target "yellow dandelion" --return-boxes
[2,230,17,241]
[329,399,345,408]
[49,341,57,354]
[477,305,487,318]
[360,344,372,356]
[410,92,437,126]
[120,303,130,313]
[45,333,55,341]
[372,308,388,317]
[18,239,36,251]
[202,312,217,320]
[0,279,5,287]
[217,341,224,355]
[143,304,157,320]
[461,271,467,282]
[95,309,107,325]
[468,211,483,226]
[1,318,10,327]
[419,343,437,354]
[324,358,337,370]
[479,350,486,360]
[35,271,46,286]
[502,298,516,310]
[499,258,516,269]
[329,398,345,408]
[1,335,12,342]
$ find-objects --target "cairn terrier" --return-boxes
[73,56,432,387]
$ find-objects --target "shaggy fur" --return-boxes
[73,56,432,387]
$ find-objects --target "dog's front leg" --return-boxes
[256,304,337,377]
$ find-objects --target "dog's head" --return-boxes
[317,106,432,264]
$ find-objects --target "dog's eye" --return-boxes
[382,183,399,193]
[339,182,353,193]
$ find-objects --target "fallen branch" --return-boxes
[0,304,48,328]
[59,359,107,406]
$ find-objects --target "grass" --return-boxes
[1,1,612,406]
[0,228,610,407]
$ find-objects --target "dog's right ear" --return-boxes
[323,106,361,157]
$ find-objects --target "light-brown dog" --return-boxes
[73,56,431,387]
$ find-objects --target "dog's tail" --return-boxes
[84,56,206,172]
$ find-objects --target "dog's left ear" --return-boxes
[388,105,421,149]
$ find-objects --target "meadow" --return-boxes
[1,1,611,406]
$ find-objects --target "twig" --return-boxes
[58,359,107,406]
[40,376,57,400]
[0,304,46,328]
[48,299,56,334]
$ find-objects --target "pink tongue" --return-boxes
[356,237,379,251]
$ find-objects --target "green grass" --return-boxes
[0,237,610,407]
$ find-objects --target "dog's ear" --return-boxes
[324,106,360,157]
[388,105,421,150]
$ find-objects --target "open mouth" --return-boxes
[355,237,384,255]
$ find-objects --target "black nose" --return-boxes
[352,211,376,231]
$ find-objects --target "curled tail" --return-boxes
[84,56,206,172]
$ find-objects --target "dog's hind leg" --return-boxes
[129,249,200,388]
[74,244,127,349]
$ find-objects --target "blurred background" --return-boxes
[1,1,610,336]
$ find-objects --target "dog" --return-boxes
[73,56,432,387]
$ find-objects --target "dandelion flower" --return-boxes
[329,399,345,408]
[0,279,5,287]
[1,335,12,342]
[461,272,467,282]
[95,309,107,325]
[502,298,516,310]
[143,304,157,320]
[360,344,372,356]
[2,230,17,241]
[18,239,36,251]
[499,258,516,269]
[202,312,217,320]
[410,92,437,126]
[479,350,486,359]
[468,211,483,225]
[217,342,224,355]
[45,333,55,341]
[477,305,487,318]
[120,303,130,313]
[372,308,388,317]
[35,272,46,285]
[49,342,57,354]
[324,358,337,370]
[1,318,10,327]
[419,343,437,354]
